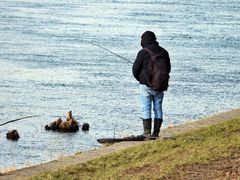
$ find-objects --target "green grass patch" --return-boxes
[30,117,240,180]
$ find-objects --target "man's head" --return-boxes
[141,31,157,47]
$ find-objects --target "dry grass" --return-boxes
[30,117,240,180]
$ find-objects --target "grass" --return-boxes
[30,117,240,180]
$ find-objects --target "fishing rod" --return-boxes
[0,115,41,127]
[85,40,133,64]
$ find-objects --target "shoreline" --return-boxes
[1,108,239,180]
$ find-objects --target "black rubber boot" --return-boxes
[151,119,163,138]
[143,118,152,139]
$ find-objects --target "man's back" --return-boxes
[132,42,171,87]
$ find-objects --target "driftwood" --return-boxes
[6,130,20,140]
[45,111,79,132]
[97,135,146,144]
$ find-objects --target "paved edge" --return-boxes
[0,108,239,180]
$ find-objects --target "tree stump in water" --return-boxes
[45,111,79,132]
[66,111,73,120]
[45,118,62,130]
[6,130,20,140]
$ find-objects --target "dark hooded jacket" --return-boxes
[132,31,171,87]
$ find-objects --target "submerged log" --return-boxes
[6,130,20,140]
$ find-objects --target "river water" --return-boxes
[0,0,239,171]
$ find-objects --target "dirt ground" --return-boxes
[164,155,240,180]
[122,151,240,180]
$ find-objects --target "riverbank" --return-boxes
[0,108,239,180]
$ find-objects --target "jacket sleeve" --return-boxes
[165,50,171,73]
[132,50,144,81]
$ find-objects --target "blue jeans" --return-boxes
[139,84,164,119]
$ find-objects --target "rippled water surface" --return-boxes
[0,0,239,171]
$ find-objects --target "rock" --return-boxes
[6,130,20,140]
[82,123,89,131]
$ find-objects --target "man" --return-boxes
[132,31,171,139]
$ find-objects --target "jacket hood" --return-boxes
[141,31,157,47]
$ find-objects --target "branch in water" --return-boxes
[0,115,41,126]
